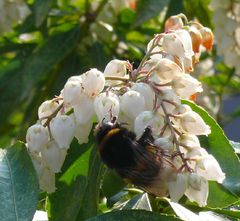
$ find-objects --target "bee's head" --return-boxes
[94,117,119,144]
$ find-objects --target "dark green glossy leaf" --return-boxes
[0,142,39,221]
[102,169,126,198]
[76,147,104,220]
[182,100,240,207]
[34,0,56,27]
[133,0,170,27]
[122,193,152,211]
[86,210,181,221]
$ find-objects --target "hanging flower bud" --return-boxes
[81,68,105,97]
[75,121,93,144]
[179,111,211,135]
[62,76,83,106]
[26,124,49,153]
[178,134,201,149]
[185,173,208,207]
[50,115,76,149]
[168,173,188,202]
[189,26,202,53]
[39,166,56,193]
[131,83,155,110]
[172,73,203,99]
[94,92,120,122]
[41,140,67,173]
[73,94,95,124]
[159,89,181,113]
[38,100,59,121]
[200,27,214,51]
[120,90,146,119]
[165,15,184,32]
[195,154,225,183]
[134,111,164,139]
[104,59,128,77]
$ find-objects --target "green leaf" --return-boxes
[34,0,56,27]
[102,169,126,198]
[122,193,152,211]
[76,147,104,220]
[133,0,170,27]
[86,210,181,221]
[0,142,39,221]
[182,100,240,207]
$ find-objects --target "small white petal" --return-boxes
[120,90,146,119]
[168,173,188,202]
[41,140,67,173]
[38,100,59,121]
[50,115,76,149]
[81,68,105,97]
[62,76,83,106]
[39,166,56,193]
[172,73,203,99]
[195,154,225,183]
[154,137,173,151]
[26,124,49,153]
[104,59,127,77]
[74,121,93,144]
[131,83,155,110]
[180,111,211,135]
[73,94,95,124]
[94,92,120,122]
[185,173,209,207]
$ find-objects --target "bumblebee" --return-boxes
[95,117,177,197]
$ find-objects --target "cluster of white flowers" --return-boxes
[210,0,240,75]
[25,14,225,207]
[0,0,30,34]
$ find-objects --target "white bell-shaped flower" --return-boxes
[26,124,49,153]
[165,15,184,31]
[148,58,182,83]
[38,100,59,121]
[174,104,192,115]
[41,140,67,173]
[179,111,211,135]
[185,173,209,207]
[172,73,203,99]
[104,59,127,77]
[94,92,120,122]
[50,115,76,149]
[74,121,93,144]
[131,83,155,110]
[81,68,105,97]
[162,30,194,59]
[154,137,174,152]
[39,166,56,193]
[195,154,225,183]
[134,111,164,139]
[30,153,44,179]
[168,173,188,202]
[120,90,146,119]
[73,94,95,124]
[147,38,163,60]
[62,76,83,106]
